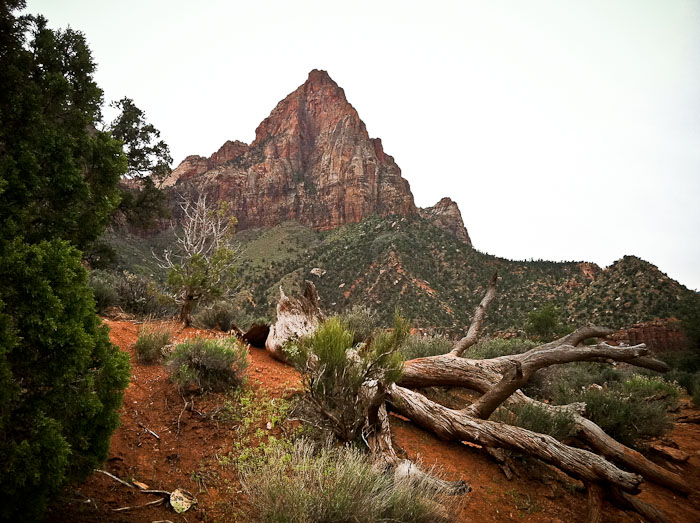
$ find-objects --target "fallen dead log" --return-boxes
[264,275,688,522]
[387,384,643,492]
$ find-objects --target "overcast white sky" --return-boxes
[28,0,700,290]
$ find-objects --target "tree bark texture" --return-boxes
[265,280,323,361]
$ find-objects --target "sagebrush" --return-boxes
[284,314,407,442]
[167,337,248,392]
[134,324,171,363]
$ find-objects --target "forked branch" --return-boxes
[450,272,498,356]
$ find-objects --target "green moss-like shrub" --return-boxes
[166,337,248,392]
[88,269,119,313]
[193,301,238,332]
[529,363,680,447]
[492,403,575,441]
[338,305,382,344]
[134,324,172,363]
[284,314,407,442]
[399,333,452,360]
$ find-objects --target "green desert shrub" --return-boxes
[574,387,671,447]
[399,333,452,360]
[339,305,382,344]
[88,270,119,313]
[166,337,248,392]
[659,351,700,406]
[620,374,680,408]
[193,301,238,332]
[466,337,537,360]
[115,271,175,317]
[530,364,679,447]
[284,315,407,442]
[492,403,575,441]
[134,324,172,363]
[239,438,451,523]
[524,302,571,341]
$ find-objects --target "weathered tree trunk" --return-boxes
[364,389,470,495]
[585,483,604,523]
[265,280,323,361]
[265,274,688,522]
[387,384,643,492]
[179,296,194,326]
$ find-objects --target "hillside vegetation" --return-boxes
[98,215,696,335]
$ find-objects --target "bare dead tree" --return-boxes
[265,277,691,522]
[154,194,237,325]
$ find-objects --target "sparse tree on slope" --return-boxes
[109,97,173,231]
[155,194,238,326]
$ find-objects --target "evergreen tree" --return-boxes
[0,2,131,519]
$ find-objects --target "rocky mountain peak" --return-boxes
[166,70,473,239]
[419,197,471,245]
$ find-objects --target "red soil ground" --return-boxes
[46,320,700,522]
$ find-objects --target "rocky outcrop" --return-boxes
[167,69,419,231]
[162,140,249,187]
[609,318,688,353]
[419,197,471,245]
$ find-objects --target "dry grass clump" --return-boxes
[239,438,453,523]
[134,324,172,363]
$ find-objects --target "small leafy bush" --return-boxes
[465,337,537,360]
[621,374,680,408]
[239,438,452,523]
[492,403,575,441]
[529,363,679,447]
[659,351,700,406]
[166,337,248,392]
[399,334,452,360]
[524,303,572,341]
[339,305,382,344]
[193,301,238,332]
[134,325,171,363]
[89,270,119,313]
[575,387,671,447]
[0,241,130,520]
[115,271,175,317]
[284,314,407,442]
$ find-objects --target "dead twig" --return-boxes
[140,489,172,496]
[96,469,135,489]
[112,498,165,512]
[96,469,171,497]
[177,400,190,435]
[138,422,161,440]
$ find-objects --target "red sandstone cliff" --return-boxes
[165,70,472,242]
[166,70,419,231]
[609,319,688,353]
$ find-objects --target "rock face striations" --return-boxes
[165,69,469,241]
